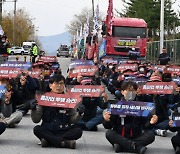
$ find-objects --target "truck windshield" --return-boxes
[60,47,69,51]
[113,26,146,38]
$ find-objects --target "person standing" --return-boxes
[32,44,38,63]
[158,48,170,65]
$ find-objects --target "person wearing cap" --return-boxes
[158,48,170,65]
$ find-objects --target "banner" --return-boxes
[140,82,177,94]
[172,113,180,127]
[69,60,94,69]
[68,65,98,78]
[165,66,180,74]
[116,64,138,72]
[0,85,7,98]
[102,58,118,65]
[67,85,105,97]
[98,40,106,60]
[0,67,20,78]
[0,61,32,70]
[28,69,42,78]
[153,65,164,72]
[109,101,155,117]
[38,56,57,63]
[36,91,82,109]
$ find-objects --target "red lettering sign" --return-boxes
[0,67,20,78]
[67,85,105,97]
[28,69,41,78]
[140,82,177,94]
[69,66,98,78]
[165,65,180,74]
[38,56,57,63]
[36,91,82,108]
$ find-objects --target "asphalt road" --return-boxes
[0,55,176,154]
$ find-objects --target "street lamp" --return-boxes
[160,0,164,53]
[92,0,94,17]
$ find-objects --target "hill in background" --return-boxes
[39,32,72,55]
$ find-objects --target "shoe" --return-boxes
[8,123,16,128]
[176,146,180,154]
[136,145,147,154]
[61,140,76,149]
[41,138,49,147]
[155,129,167,137]
[114,144,123,153]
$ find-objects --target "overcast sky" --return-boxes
[2,0,179,36]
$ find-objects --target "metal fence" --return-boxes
[146,39,180,65]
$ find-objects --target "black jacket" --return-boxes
[158,53,170,65]
[82,97,107,121]
[103,98,152,139]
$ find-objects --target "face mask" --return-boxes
[124,91,136,101]
[109,65,113,69]
[1,39,5,43]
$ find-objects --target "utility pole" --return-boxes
[13,0,16,46]
[92,0,94,17]
[160,0,164,53]
[0,0,2,25]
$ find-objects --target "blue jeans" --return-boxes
[77,107,104,130]
[0,122,6,135]
[148,119,169,132]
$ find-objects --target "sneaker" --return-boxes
[135,145,147,154]
[114,144,123,153]
[155,129,167,137]
[61,140,76,149]
[41,138,49,147]
[8,123,16,128]
[176,146,180,154]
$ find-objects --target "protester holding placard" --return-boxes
[139,74,174,137]
[15,73,37,116]
[31,74,82,148]
[103,82,156,154]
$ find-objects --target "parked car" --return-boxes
[57,45,69,57]
[9,46,29,55]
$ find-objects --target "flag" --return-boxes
[83,13,89,38]
[93,4,100,33]
[98,40,106,60]
[106,0,113,35]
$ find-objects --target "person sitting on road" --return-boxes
[0,79,23,128]
[138,74,171,137]
[169,107,180,154]
[103,81,156,154]
[31,74,82,148]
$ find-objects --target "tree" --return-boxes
[66,7,104,36]
[1,9,36,46]
[116,0,180,40]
